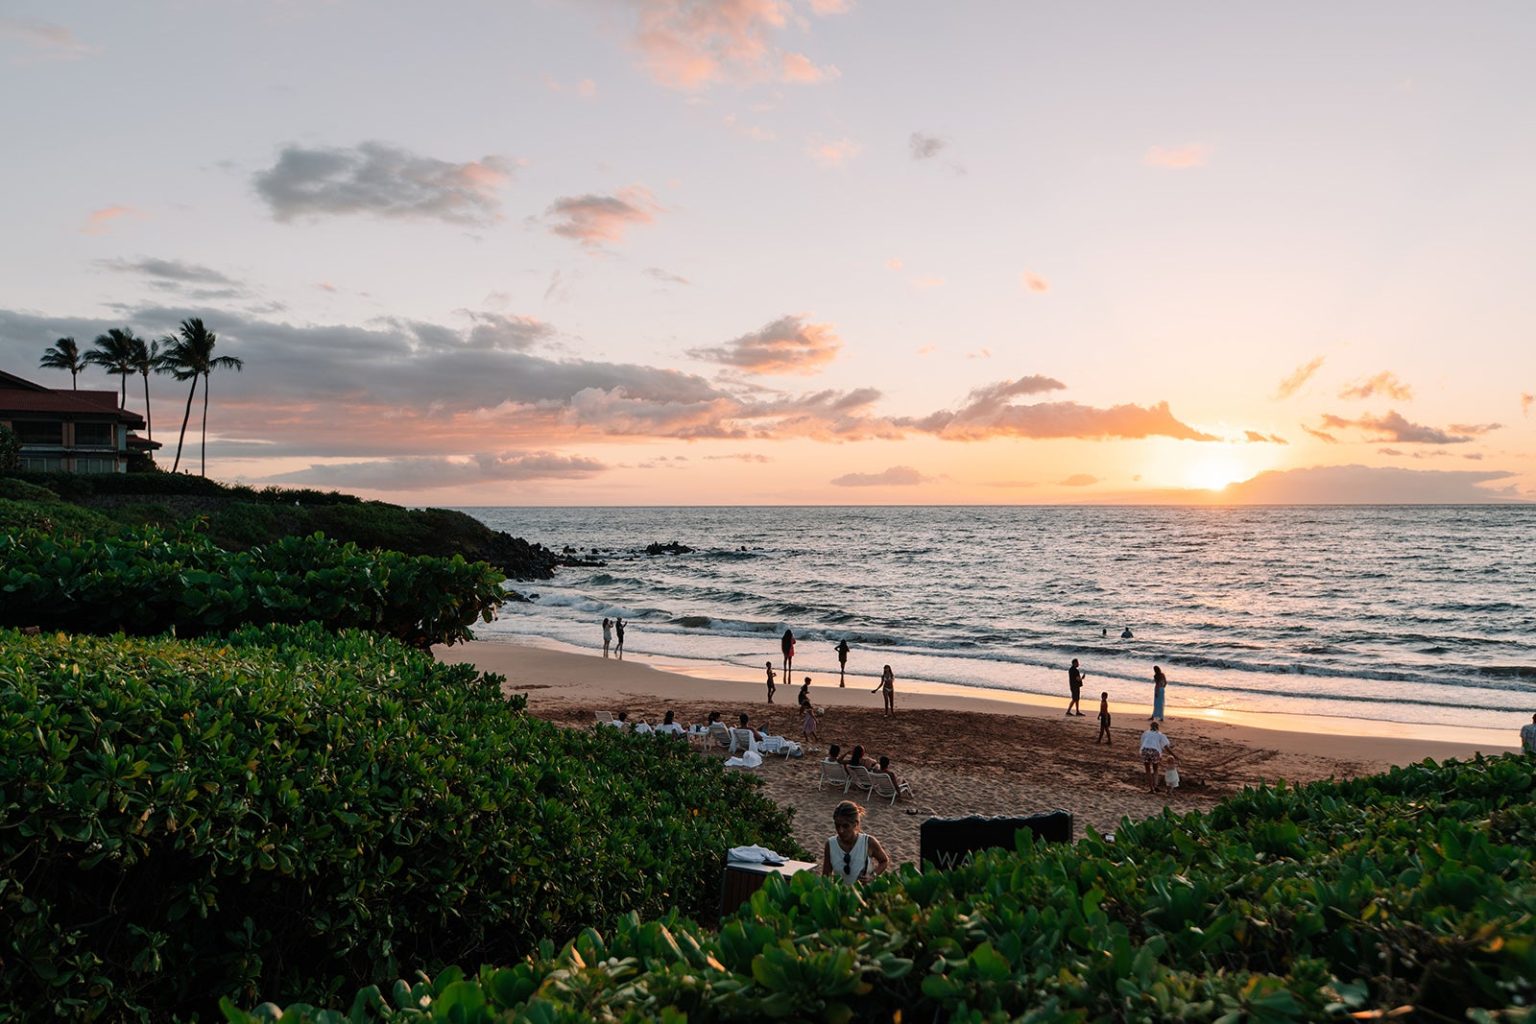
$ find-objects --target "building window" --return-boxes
[19,456,63,472]
[74,422,115,447]
[14,420,63,445]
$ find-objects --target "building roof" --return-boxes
[1,370,146,428]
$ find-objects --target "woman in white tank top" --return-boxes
[821,800,890,885]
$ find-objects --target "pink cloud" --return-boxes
[1521,392,1533,417]
[831,465,929,487]
[1319,410,1500,445]
[885,257,904,271]
[1020,271,1050,293]
[628,0,838,90]
[911,276,945,289]
[807,0,852,13]
[544,187,660,246]
[1143,143,1211,169]
[688,314,842,375]
[82,204,136,234]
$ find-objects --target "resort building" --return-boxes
[0,369,158,473]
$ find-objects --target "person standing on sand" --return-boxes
[781,628,796,679]
[1067,658,1086,716]
[835,639,850,687]
[1152,665,1168,722]
[1096,691,1112,744]
[802,702,819,744]
[615,617,626,659]
[764,661,777,704]
[602,617,612,658]
[822,800,890,885]
[1522,713,1536,755]
[798,677,813,711]
[1139,721,1173,793]
[873,664,895,715]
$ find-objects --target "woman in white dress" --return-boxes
[821,801,890,885]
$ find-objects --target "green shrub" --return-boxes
[231,755,1536,1023]
[0,496,121,538]
[0,625,799,1021]
[0,526,505,648]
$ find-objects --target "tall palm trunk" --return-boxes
[119,375,127,408]
[172,376,198,473]
[200,372,210,476]
[141,372,153,441]
[70,369,78,390]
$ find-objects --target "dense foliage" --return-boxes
[0,526,504,648]
[0,626,799,1021]
[0,471,562,579]
[232,754,1536,1023]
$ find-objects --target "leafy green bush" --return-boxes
[231,755,1536,1023]
[0,526,505,647]
[0,496,120,537]
[0,625,798,1022]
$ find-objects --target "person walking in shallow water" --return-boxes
[615,617,626,659]
[781,628,796,680]
[835,639,850,687]
[873,664,895,715]
[1151,665,1168,722]
[1066,658,1086,716]
[764,661,777,704]
[602,617,612,658]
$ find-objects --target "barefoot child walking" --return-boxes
[1096,691,1112,745]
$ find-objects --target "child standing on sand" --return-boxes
[765,661,776,703]
[802,703,818,744]
[1096,691,1112,745]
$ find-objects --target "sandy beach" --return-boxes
[437,638,1519,868]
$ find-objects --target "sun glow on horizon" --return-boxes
[1183,450,1260,493]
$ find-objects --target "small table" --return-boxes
[719,858,819,916]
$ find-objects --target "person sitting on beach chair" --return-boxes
[606,711,630,730]
[654,709,685,737]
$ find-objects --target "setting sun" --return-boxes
[1184,451,1254,492]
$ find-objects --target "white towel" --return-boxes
[728,844,786,865]
[724,750,763,769]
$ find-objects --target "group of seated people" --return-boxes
[825,743,905,791]
[603,710,796,757]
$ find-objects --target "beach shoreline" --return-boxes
[437,636,1519,866]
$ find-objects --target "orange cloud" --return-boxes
[1276,356,1324,399]
[544,187,660,246]
[689,314,841,375]
[1521,392,1533,416]
[1020,271,1049,293]
[831,465,929,487]
[1059,474,1098,487]
[807,137,860,167]
[1143,144,1211,169]
[1339,371,1413,401]
[82,204,136,235]
[782,51,838,83]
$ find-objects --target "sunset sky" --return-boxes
[2,2,1533,504]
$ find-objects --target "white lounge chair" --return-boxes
[845,764,876,793]
[818,760,852,793]
[868,771,911,806]
[594,711,612,726]
[705,722,732,752]
[728,727,759,756]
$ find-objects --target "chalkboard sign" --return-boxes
[919,811,1074,870]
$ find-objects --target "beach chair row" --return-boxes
[817,759,911,805]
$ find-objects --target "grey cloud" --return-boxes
[900,376,1213,442]
[263,451,606,490]
[544,189,659,246]
[645,267,690,285]
[253,142,511,224]
[831,465,929,487]
[688,315,842,375]
[96,257,240,287]
[1223,464,1517,504]
[909,133,945,160]
[1319,410,1490,445]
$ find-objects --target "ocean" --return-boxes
[460,506,1535,732]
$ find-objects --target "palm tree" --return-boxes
[39,336,87,389]
[127,335,160,441]
[156,318,243,475]
[86,328,140,408]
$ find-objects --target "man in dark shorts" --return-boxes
[1066,658,1085,716]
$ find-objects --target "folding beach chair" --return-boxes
[729,728,759,756]
[818,760,852,793]
[845,764,876,793]
[868,771,911,806]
